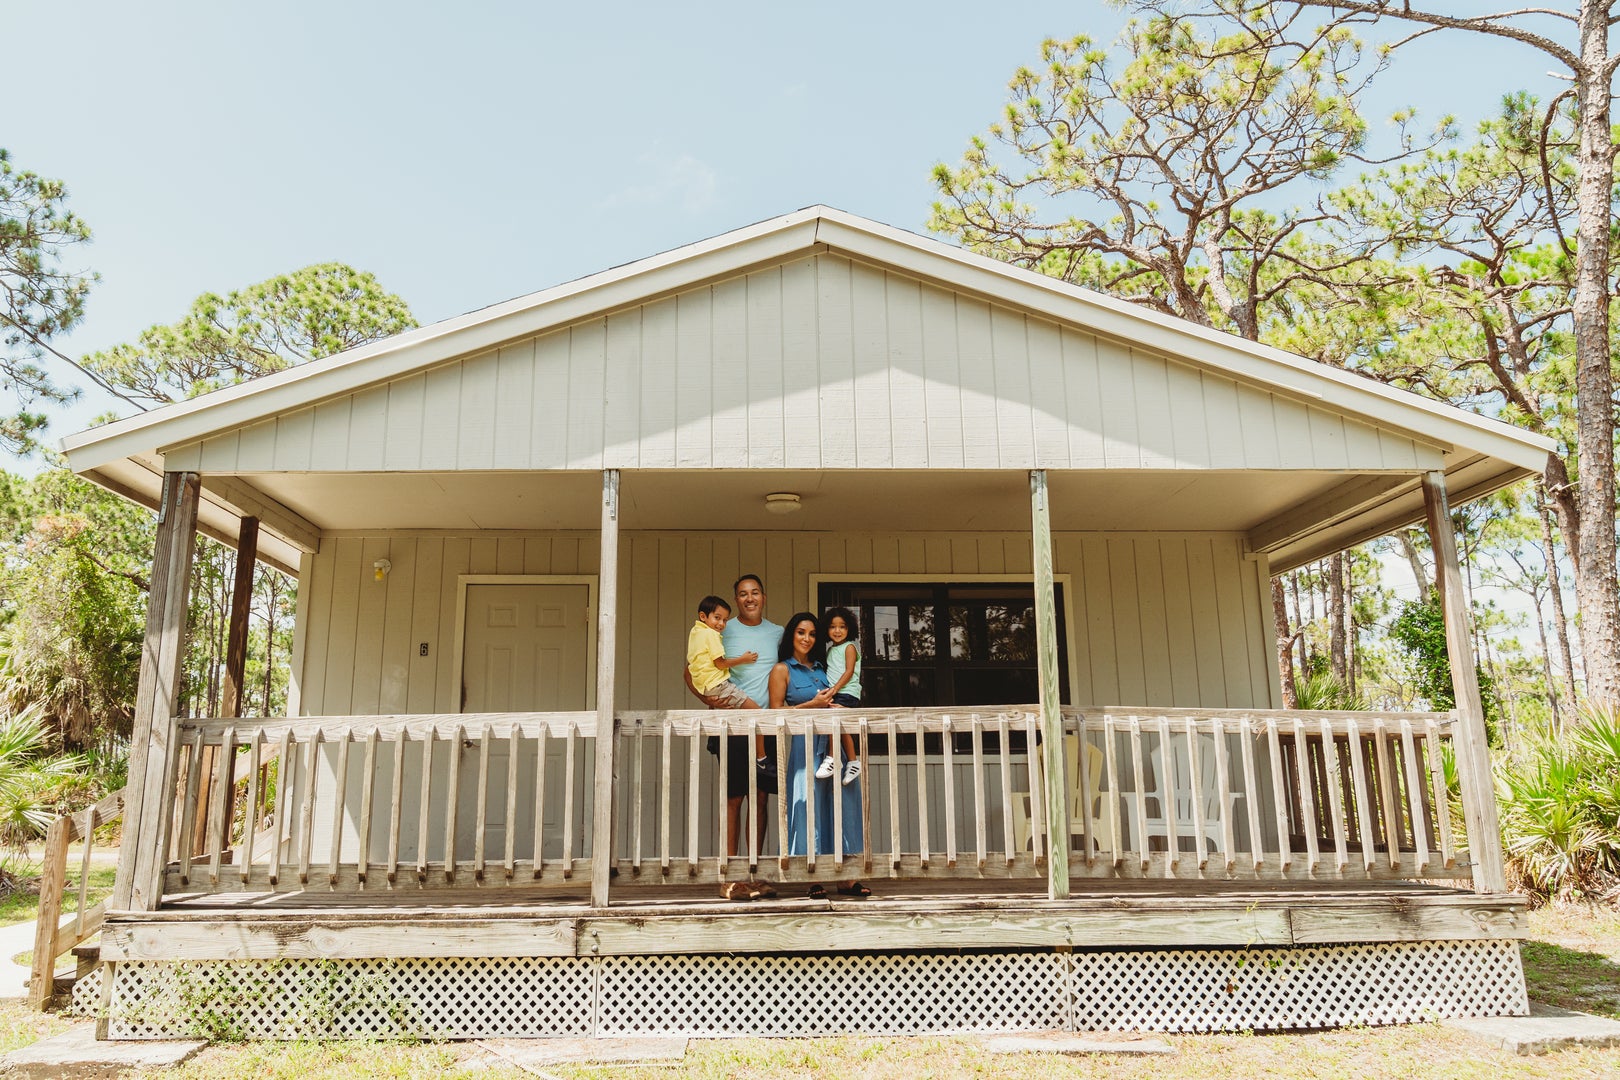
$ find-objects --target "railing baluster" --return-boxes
[1185,717,1206,871]
[1077,712,1095,868]
[1103,715,1121,867]
[998,714,1015,866]
[972,713,986,871]
[832,714,845,870]
[207,725,235,886]
[860,716,873,879]
[533,725,549,879]
[444,723,463,883]
[178,730,205,885]
[1319,719,1349,874]
[718,716,731,884]
[1374,719,1401,872]
[269,728,292,887]
[1291,719,1320,873]
[416,729,434,883]
[328,729,350,887]
[474,724,492,881]
[887,716,900,874]
[1158,715,1178,871]
[1401,719,1431,874]
[805,715,818,875]
[1265,720,1291,873]
[687,724,699,876]
[1213,718,1233,872]
[1347,719,1375,873]
[1239,717,1262,872]
[357,728,378,886]
[659,718,672,876]
[776,717,789,875]
[241,732,262,886]
[1128,717,1149,872]
[297,732,320,886]
[1426,719,1455,867]
[746,715,758,875]
[1026,708,1046,865]
[562,721,577,879]
[504,725,520,880]
[387,729,405,885]
[942,715,957,869]
[632,717,645,875]
[914,715,929,871]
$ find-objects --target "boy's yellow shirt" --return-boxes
[686,620,730,694]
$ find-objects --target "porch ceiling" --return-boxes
[238,468,1376,539]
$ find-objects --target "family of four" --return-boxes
[684,573,870,902]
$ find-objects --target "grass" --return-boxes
[0,903,1615,1077]
[1523,905,1620,1019]
[0,863,116,930]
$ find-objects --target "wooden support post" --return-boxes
[192,515,258,858]
[1422,471,1507,894]
[590,469,620,907]
[115,471,201,912]
[28,816,70,1008]
[1030,470,1069,900]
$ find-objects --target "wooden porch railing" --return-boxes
[153,705,1470,901]
[29,787,124,1008]
[165,713,598,894]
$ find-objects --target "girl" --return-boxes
[815,606,863,786]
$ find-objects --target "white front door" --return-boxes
[462,583,592,712]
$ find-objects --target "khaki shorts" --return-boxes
[700,679,752,709]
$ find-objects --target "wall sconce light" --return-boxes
[373,559,392,582]
[764,493,802,516]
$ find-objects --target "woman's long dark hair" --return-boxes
[819,606,859,658]
[778,611,820,664]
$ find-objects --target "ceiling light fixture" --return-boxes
[764,493,802,515]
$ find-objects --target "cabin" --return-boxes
[51,206,1544,1039]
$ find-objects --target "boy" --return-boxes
[687,595,758,709]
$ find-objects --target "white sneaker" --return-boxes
[815,755,836,779]
[842,760,862,786]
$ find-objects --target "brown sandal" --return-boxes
[719,881,755,902]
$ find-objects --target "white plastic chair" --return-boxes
[1012,736,1116,856]
[1140,732,1239,855]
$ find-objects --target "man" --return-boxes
[685,573,781,899]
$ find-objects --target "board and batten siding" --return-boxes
[293,530,1278,718]
[164,255,1441,476]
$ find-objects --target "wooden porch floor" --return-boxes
[98,878,1527,964]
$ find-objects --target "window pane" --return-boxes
[986,603,1035,661]
[908,604,936,660]
[871,605,901,661]
[949,606,972,660]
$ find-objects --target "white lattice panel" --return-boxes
[98,940,1525,1039]
[105,957,594,1040]
[67,965,102,1018]
[598,952,1071,1036]
[1071,939,1526,1032]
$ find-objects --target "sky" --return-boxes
[9,0,1553,447]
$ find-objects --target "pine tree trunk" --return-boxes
[1538,484,1579,708]
[1329,553,1346,682]
[1571,2,1620,703]
[1272,577,1298,708]
[1395,529,1432,603]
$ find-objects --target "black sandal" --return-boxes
[836,881,872,898]
[807,883,828,899]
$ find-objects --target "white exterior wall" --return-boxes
[294,529,1277,717]
[165,254,1440,476]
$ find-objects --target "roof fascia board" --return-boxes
[63,214,827,471]
[812,213,1554,473]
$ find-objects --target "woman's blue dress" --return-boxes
[779,657,864,857]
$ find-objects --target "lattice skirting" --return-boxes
[75,940,1527,1040]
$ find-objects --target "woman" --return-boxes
[767,611,870,898]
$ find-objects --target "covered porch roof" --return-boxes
[59,206,1554,573]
